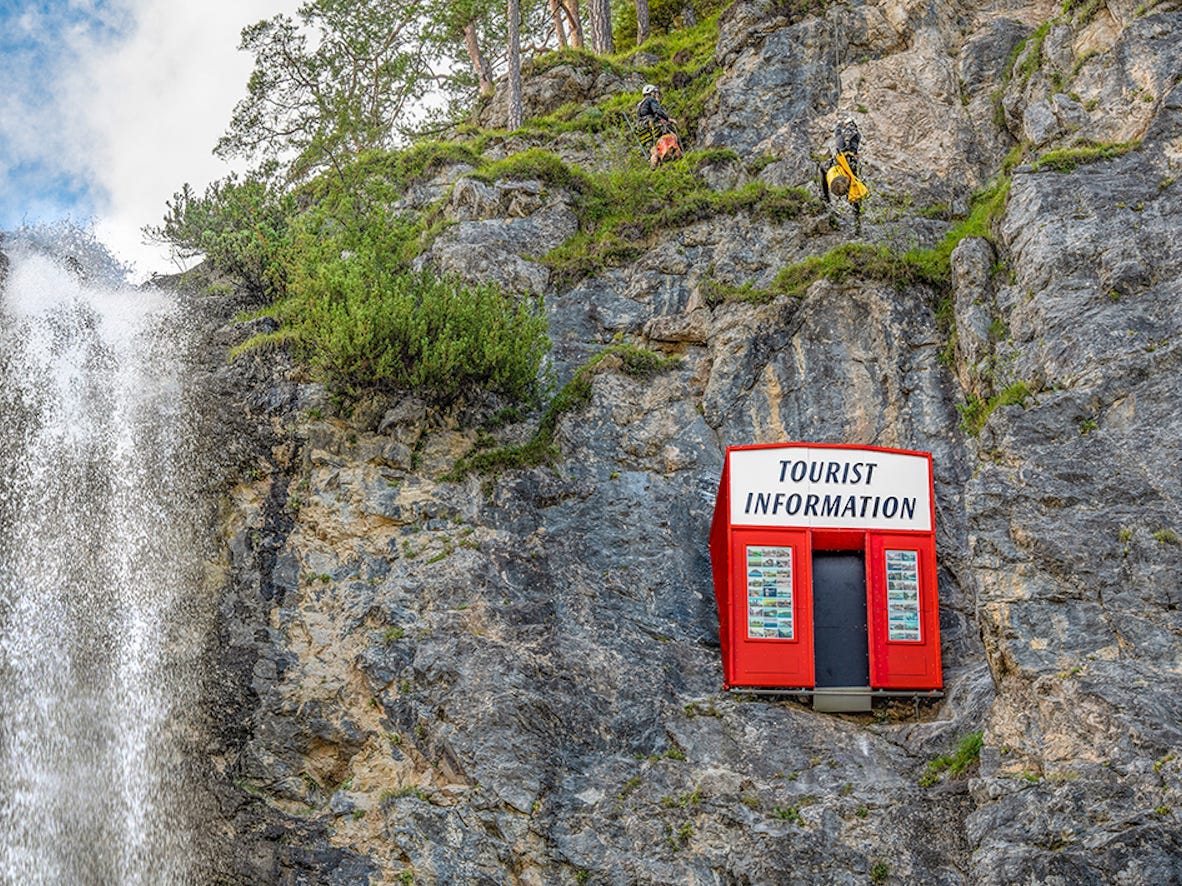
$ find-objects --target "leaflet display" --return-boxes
[885,549,921,641]
[746,546,794,640]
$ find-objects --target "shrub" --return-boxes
[147,170,295,298]
[255,267,548,406]
[958,382,1032,435]
[919,731,984,786]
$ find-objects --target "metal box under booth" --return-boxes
[709,443,942,710]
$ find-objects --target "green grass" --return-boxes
[516,11,723,142]
[527,46,629,79]
[750,173,1012,308]
[528,155,817,286]
[686,147,742,168]
[1030,140,1141,172]
[919,731,984,786]
[1015,22,1052,88]
[471,148,598,196]
[771,243,942,299]
[958,381,1032,435]
[771,804,803,824]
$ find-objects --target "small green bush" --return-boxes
[147,171,295,298]
[958,382,1032,435]
[473,148,597,197]
[1015,22,1052,87]
[255,268,549,406]
[771,804,803,824]
[919,731,984,786]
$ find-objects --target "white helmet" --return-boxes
[642,84,659,96]
[842,115,856,126]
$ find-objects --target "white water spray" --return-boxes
[0,232,206,883]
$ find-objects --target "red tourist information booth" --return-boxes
[709,443,942,709]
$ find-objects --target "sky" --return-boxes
[0,0,300,280]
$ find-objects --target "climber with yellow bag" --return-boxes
[818,115,869,224]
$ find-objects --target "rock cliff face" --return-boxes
[199,0,1182,882]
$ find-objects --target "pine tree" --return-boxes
[587,0,613,53]
[507,0,523,130]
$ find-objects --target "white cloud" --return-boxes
[60,0,301,280]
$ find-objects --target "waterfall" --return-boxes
[0,230,208,884]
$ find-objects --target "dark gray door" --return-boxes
[812,552,869,688]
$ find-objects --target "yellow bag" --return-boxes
[833,152,868,203]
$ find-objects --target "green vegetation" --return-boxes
[729,173,1014,308]
[468,146,818,290]
[664,744,687,761]
[1015,22,1053,89]
[772,242,947,300]
[667,820,693,849]
[919,731,984,787]
[618,775,643,800]
[771,804,803,824]
[614,0,729,46]
[446,343,679,479]
[1152,528,1180,545]
[957,381,1033,435]
[662,786,702,807]
[1031,141,1141,173]
[383,626,406,643]
[152,4,732,418]
[147,171,295,298]
[547,171,815,287]
[871,860,891,883]
[247,268,549,405]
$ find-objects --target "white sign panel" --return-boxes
[728,446,932,531]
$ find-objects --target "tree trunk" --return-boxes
[635,0,650,45]
[464,20,496,98]
[507,0,523,130]
[549,0,568,48]
[587,0,613,54]
[561,0,584,49]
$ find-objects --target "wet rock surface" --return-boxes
[195,1,1182,883]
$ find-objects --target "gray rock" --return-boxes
[1023,99,1062,146]
[418,180,578,296]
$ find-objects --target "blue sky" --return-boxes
[0,0,297,278]
[0,2,134,225]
